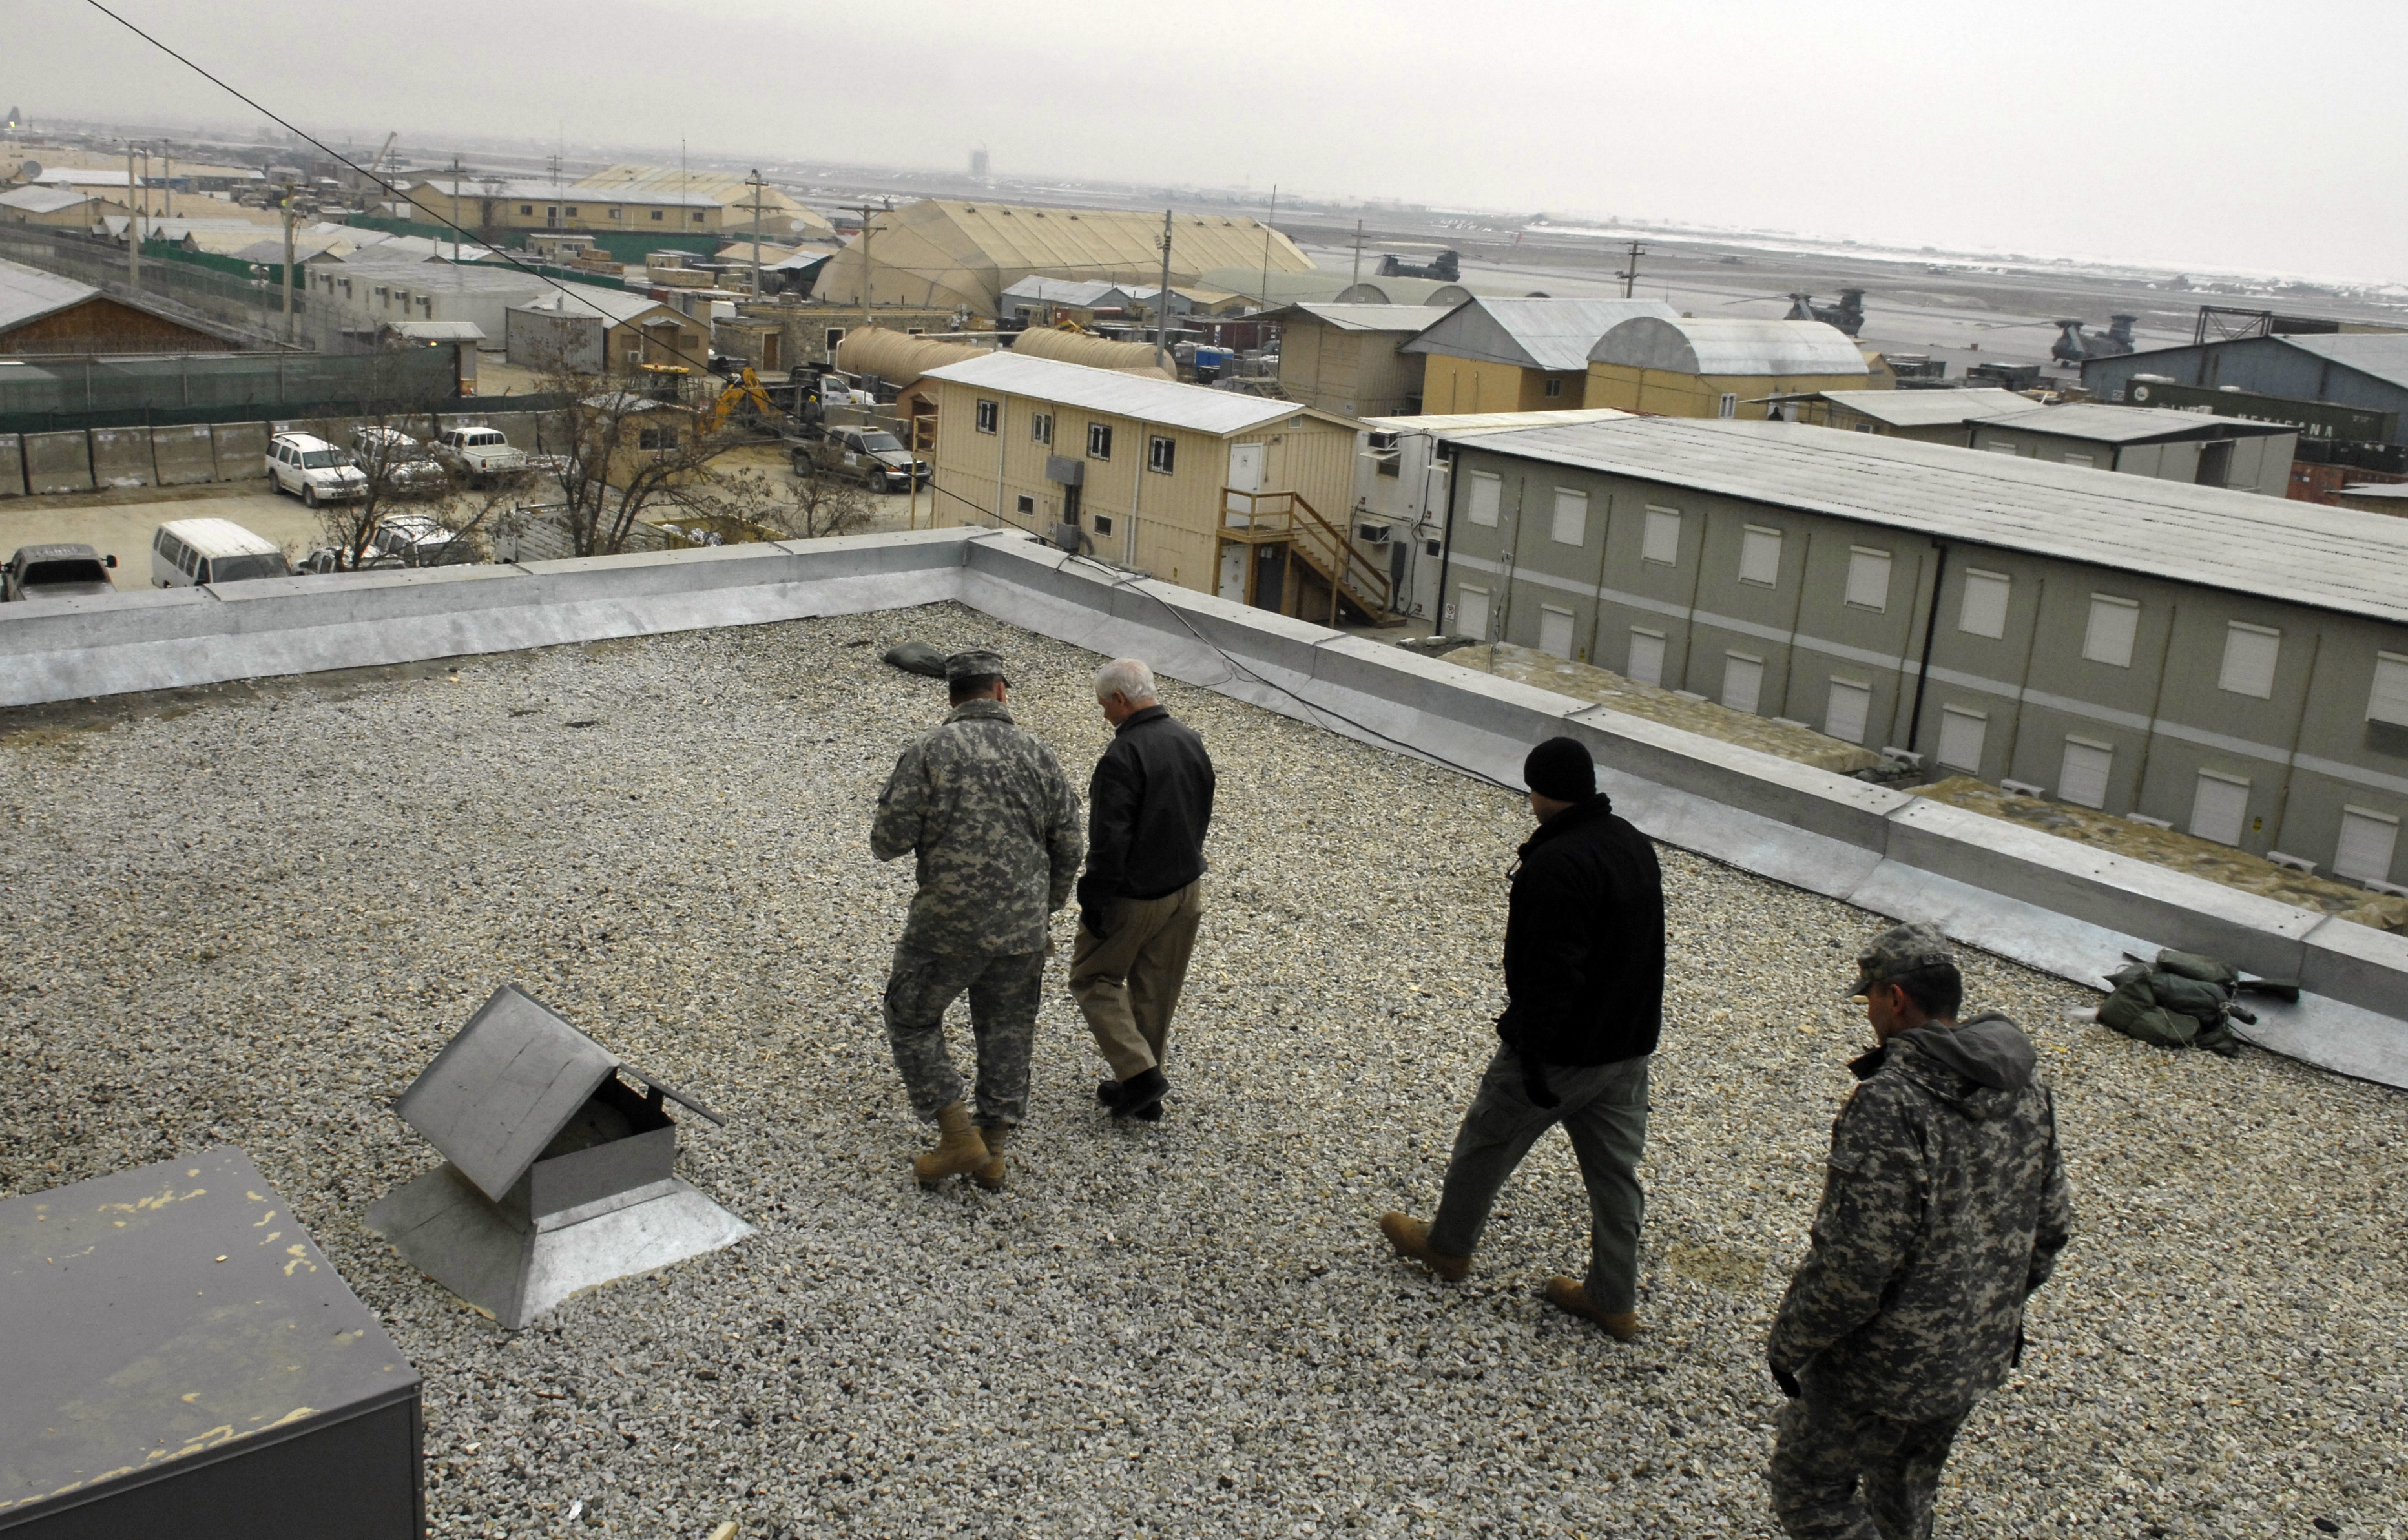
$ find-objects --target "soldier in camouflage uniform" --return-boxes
[871,649,1083,1190]
[1765,922,2074,1540]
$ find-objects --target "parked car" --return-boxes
[368,512,474,567]
[349,426,450,497]
[265,432,369,507]
[802,425,927,492]
[151,519,291,588]
[2,543,118,601]
[295,545,402,576]
[435,425,529,484]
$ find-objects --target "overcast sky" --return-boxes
[21,0,2408,283]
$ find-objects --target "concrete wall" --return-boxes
[0,433,23,497]
[1,523,2402,1087]
[22,430,93,494]
[87,426,156,490]
[150,423,218,486]
[211,421,269,480]
[1440,438,2408,889]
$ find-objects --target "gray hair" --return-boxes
[1095,658,1157,703]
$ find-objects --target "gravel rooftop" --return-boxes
[4,604,2404,1540]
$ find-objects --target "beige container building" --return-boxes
[814,201,1318,318]
[1584,317,1874,418]
[1787,388,2048,442]
[1272,303,1453,419]
[920,352,1384,619]
[1403,297,1679,414]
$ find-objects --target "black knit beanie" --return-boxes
[1523,736,1596,802]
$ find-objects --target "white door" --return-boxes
[1538,605,1575,660]
[2190,771,2250,847]
[1723,654,1764,716]
[1225,442,1263,515]
[1218,544,1245,602]
[2059,738,2113,809]
[1825,678,1872,744]
[1626,629,1666,687]
[1455,585,1490,641]
[2336,806,2400,884]
[1936,707,1987,773]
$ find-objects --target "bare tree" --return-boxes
[531,357,743,558]
[675,461,876,543]
[303,357,504,574]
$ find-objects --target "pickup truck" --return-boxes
[800,426,928,492]
[2,543,118,601]
[435,425,529,486]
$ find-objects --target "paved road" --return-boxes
[0,483,320,589]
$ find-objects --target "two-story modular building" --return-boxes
[921,351,1380,619]
[1433,416,2408,890]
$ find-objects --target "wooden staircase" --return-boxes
[1220,488,1402,627]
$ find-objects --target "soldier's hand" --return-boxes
[1770,1362,1801,1399]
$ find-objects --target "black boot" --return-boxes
[1106,1068,1168,1121]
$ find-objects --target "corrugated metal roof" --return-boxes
[511,284,673,324]
[1359,408,1632,432]
[1282,303,1457,333]
[1449,416,2408,626]
[384,320,486,341]
[1592,317,1867,375]
[1991,402,2294,444]
[923,351,1309,435]
[1814,388,2046,428]
[1402,297,1681,372]
[2270,333,2408,393]
[33,168,134,188]
[0,256,96,331]
[1000,276,1130,307]
[0,185,99,214]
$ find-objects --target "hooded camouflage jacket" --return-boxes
[1769,1012,2074,1422]
[871,698,1083,955]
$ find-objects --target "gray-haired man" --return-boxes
[1069,658,1216,1122]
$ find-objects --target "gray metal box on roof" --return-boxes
[0,1146,422,1538]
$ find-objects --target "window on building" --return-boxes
[1550,488,1587,546]
[1626,629,1666,687]
[1015,494,1035,515]
[1845,546,1893,611]
[1717,393,1738,419]
[1030,412,1052,445]
[2371,652,2408,726]
[1738,525,1782,587]
[2218,621,2281,698]
[1959,568,2011,638]
[1538,605,1575,660]
[638,426,672,451]
[2190,771,2251,847]
[651,209,665,221]
[2062,452,2094,468]
[1088,423,1113,460]
[519,203,533,215]
[1723,652,1765,715]
[1825,678,1871,744]
[374,286,389,303]
[609,207,621,220]
[1544,377,1563,399]
[1467,470,1501,528]
[824,328,846,351]
[2059,737,2114,809]
[2082,594,2140,668]
[1094,514,1113,536]
[690,211,705,224]
[2336,805,2402,884]
[1455,584,1491,640]
[565,206,579,217]
[1641,506,1681,565]
[1984,439,2020,455]
[1148,435,1176,474]
[975,399,999,435]
[1936,706,1987,772]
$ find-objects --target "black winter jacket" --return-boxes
[1076,705,1216,908]
[1497,794,1666,1067]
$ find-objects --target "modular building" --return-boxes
[1584,317,1873,418]
[1402,297,1677,414]
[1433,417,2408,890]
[922,351,1371,618]
[1787,387,2046,442]
[1966,402,2295,495]
[1272,303,1453,419]
[2084,333,2408,448]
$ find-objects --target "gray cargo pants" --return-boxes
[1768,1387,1969,1540]
[882,942,1046,1128]
[1427,1045,1650,1311]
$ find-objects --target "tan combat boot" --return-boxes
[912,1101,989,1187]
[971,1122,1013,1191]
[1542,1277,1639,1340]
[1378,1212,1470,1282]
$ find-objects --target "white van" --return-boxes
[152,518,291,588]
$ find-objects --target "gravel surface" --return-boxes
[4,604,2403,1539]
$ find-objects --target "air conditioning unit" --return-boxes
[1356,522,1394,544]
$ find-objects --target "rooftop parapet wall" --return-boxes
[3,526,2403,1087]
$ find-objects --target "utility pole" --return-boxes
[161,140,172,220]
[1154,208,1174,373]
[125,145,140,291]
[280,180,296,344]
[747,170,766,301]
[1258,184,1277,307]
[854,202,877,333]
[1349,218,1364,287]
[1618,239,1646,300]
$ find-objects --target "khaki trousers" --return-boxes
[1067,880,1203,1080]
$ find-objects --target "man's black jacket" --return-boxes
[1077,705,1216,911]
[1498,793,1666,1067]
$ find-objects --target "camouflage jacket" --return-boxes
[1769,1012,2074,1422]
[871,698,1083,955]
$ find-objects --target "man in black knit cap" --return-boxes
[1378,735,1666,1339]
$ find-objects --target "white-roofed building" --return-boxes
[1271,303,1456,419]
[0,183,129,228]
[1585,317,1875,418]
[1402,297,1680,413]
[921,351,1387,619]
[1785,387,2048,442]
[1965,401,2298,495]
[504,284,707,376]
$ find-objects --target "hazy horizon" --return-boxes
[17,0,2407,287]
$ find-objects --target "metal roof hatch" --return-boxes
[366,984,748,1329]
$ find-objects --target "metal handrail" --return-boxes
[1221,488,1393,616]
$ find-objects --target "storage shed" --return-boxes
[1403,297,1678,413]
[1584,317,1873,418]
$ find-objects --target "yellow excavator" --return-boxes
[700,367,778,434]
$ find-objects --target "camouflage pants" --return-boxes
[1768,1389,1968,1540]
[882,942,1046,1127]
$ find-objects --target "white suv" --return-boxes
[435,425,529,484]
[266,433,368,506]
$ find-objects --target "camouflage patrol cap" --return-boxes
[944,648,1009,683]
[1847,921,1956,998]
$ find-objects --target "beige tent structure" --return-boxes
[1008,326,1175,378]
[570,165,837,240]
[815,200,1316,318]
